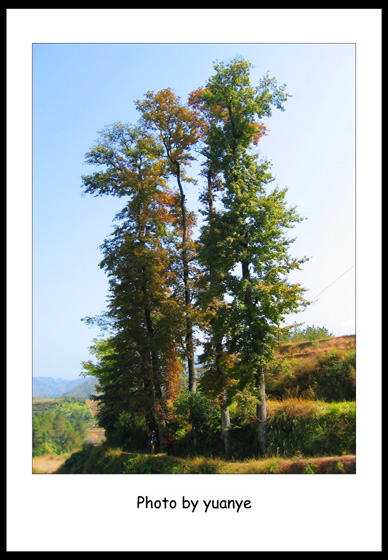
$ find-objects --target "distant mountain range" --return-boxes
[33,376,98,399]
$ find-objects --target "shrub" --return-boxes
[170,389,223,456]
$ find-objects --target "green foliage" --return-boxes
[81,337,158,450]
[172,389,220,433]
[279,324,334,343]
[170,389,224,456]
[82,121,189,436]
[194,56,309,424]
[32,399,92,456]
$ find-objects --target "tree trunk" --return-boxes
[176,164,196,391]
[241,256,267,456]
[256,368,267,457]
[141,264,167,450]
[185,300,196,392]
[220,393,231,458]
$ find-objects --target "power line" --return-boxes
[311,264,355,303]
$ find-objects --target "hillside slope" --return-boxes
[277,334,355,358]
[63,377,98,398]
[267,334,356,402]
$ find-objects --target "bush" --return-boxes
[211,424,257,460]
[170,389,223,456]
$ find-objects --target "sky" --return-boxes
[31,41,356,381]
[7,9,382,554]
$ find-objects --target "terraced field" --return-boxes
[84,399,106,445]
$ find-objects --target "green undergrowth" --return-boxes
[265,398,356,458]
[56,443,355,474]
[57,397,355,473]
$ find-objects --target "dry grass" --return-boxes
[268,335,356,402]
[32,452,73,474]
[277,334,355,359]
[198,454,356,474]
[85,399,99,416]
[267,396,328,417]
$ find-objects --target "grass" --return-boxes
[277,334,355,358]
[32,451,73,473]
[267,338,356,402]
[55,442,356,474]
[265,398,356,458]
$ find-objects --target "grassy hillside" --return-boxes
[267,335,356,401]
[277,334,355,356]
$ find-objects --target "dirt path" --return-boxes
[32,454,70,474]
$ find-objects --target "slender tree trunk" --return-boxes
[241,255,267,456]
[220,392,231,458]
[175,164,196,391]
[206,170,231,456]
[141,265,167,450]
[256,367,267,457]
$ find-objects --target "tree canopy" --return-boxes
[81,56,309,456]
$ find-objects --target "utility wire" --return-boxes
[311,264,355,303]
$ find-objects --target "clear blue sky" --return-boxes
[31,42,357,380]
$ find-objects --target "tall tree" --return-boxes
[193,57,309,455]
[188,84,234,456]
[80,58,309,456]
[81,123,184,445]
[135,89,203,392]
